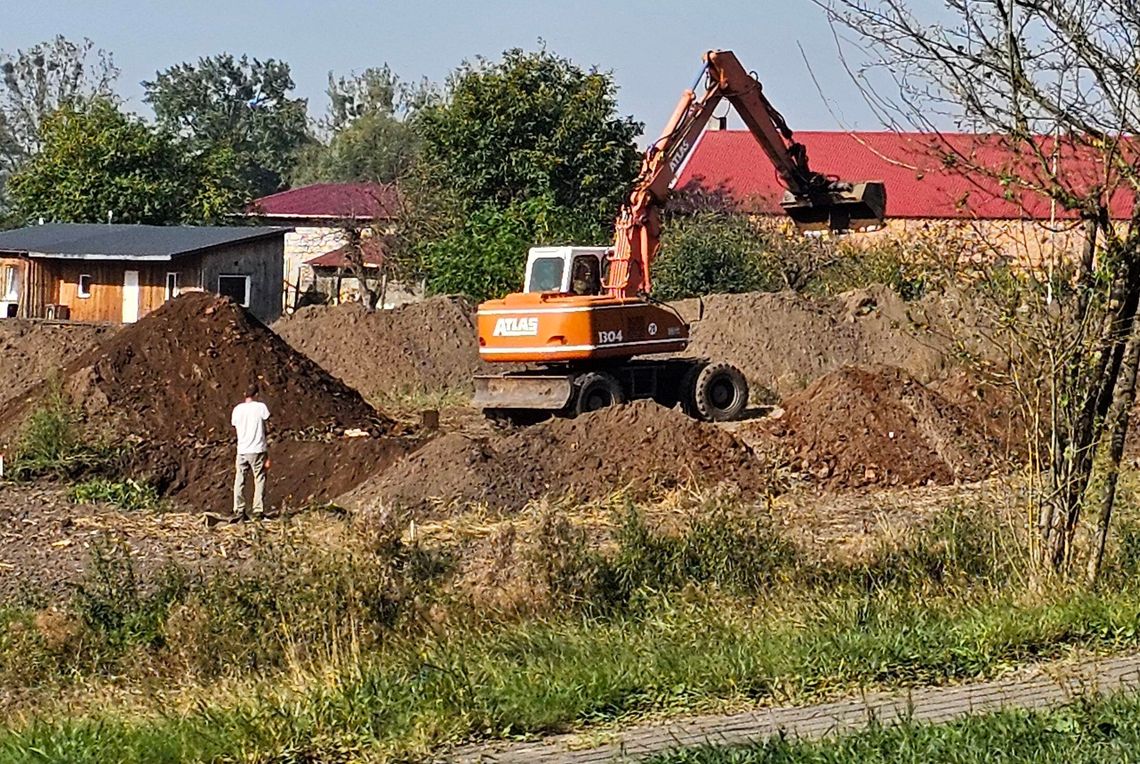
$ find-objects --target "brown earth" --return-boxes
[755,364,1006,489]
[340,400,771,516]
[272,287,989,406]
[273,296,484,399]
[2,293,408,511]
[677,285,988,398]
[0,320,116,401]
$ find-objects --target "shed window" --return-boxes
[165,272,180,301]
[217,274,250,307]
[77,274,93,299]
[0,265,17,301]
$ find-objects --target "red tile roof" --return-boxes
[249,183,399,220]
[305,238,384,269]
[677,130,1135,221]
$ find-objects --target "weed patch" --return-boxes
[68,478,160,510]
[8,384,124,481]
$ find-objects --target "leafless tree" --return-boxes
[0,36,118,170]
[818,0,1140,581]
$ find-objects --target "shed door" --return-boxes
[122,270,140,323]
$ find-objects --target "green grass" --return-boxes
[2,501,1140,762]
[4,586,1140,762]
[647,693,1140,763]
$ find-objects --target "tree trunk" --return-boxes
[1046,230,1140,573]
[1087,313,1140,585]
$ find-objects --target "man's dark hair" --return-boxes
[245,383,260,399]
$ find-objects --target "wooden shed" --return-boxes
[0,224,289,324]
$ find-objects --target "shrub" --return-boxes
[68,478,160,511]
[653,212,786,300]
[9,385,122,481]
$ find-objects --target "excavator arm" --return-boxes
[606,49,886,298]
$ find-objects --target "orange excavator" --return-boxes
[473,49,886,422]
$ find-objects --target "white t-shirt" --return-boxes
[231,400,270,455]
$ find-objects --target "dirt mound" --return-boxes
[679,286,986,398]
[759,365,1004,489]
[273,296,483,399]
[0,320,116,402]
[8,292,404,511]
[342,400,769,515]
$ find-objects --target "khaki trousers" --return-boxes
[234,451,267,517]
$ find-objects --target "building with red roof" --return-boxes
[678,129,1132,265]
[246,183,414,309]
[248,182,400,223]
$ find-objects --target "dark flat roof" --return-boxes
[0,223,291,261]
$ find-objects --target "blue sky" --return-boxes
[3,0,898,137]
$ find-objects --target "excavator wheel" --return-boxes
[573,371,626,415]
[690,362,748,421]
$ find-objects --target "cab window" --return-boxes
[570,255,601,295]
[528,257,566,293]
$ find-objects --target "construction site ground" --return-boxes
[6,287,1140,762]
[0,286,1026,597]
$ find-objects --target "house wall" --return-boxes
[19,235,284,323]
[868,218,1089,268]
[197,236,284,323]
[284,226,348,308]
[307,267,425,309]
[50,261,196,322]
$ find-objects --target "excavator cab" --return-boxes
[523,247,607,295]
[781,181,888,235]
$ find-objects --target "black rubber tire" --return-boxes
[677,361,706,418]
[691,363,748,421]
[573,371,626,415]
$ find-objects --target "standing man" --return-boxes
[232,383,270,519]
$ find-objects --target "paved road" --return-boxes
[449,652,1140,763]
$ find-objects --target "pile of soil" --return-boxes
[273,296,483,398]
[758,365,1005,489]
[678,285,988,397]
[6,292,406,512]
[341,400,769,516]
[0,320,116,403]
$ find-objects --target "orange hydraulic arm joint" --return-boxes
[606,49,886,298]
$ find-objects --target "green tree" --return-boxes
[8,99,244,225]
[291,112,419,184]
[0,36,118,213]
[143,54,309,197]
[417,48,641,223]
[291,66,436,186]
[425,194,605,302]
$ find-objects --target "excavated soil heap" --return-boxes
[0,320,116,401]
[9,293,407,512]
[760,365,1005,489]
[679,286,988,397]
[342,400,768,516]
[273,296,483,398]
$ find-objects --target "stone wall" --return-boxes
[283,226,348,308]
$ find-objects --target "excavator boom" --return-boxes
[606,49,887,297]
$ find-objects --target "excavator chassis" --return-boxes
[474,358,749,424]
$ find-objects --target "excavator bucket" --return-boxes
[781,181,887,234]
